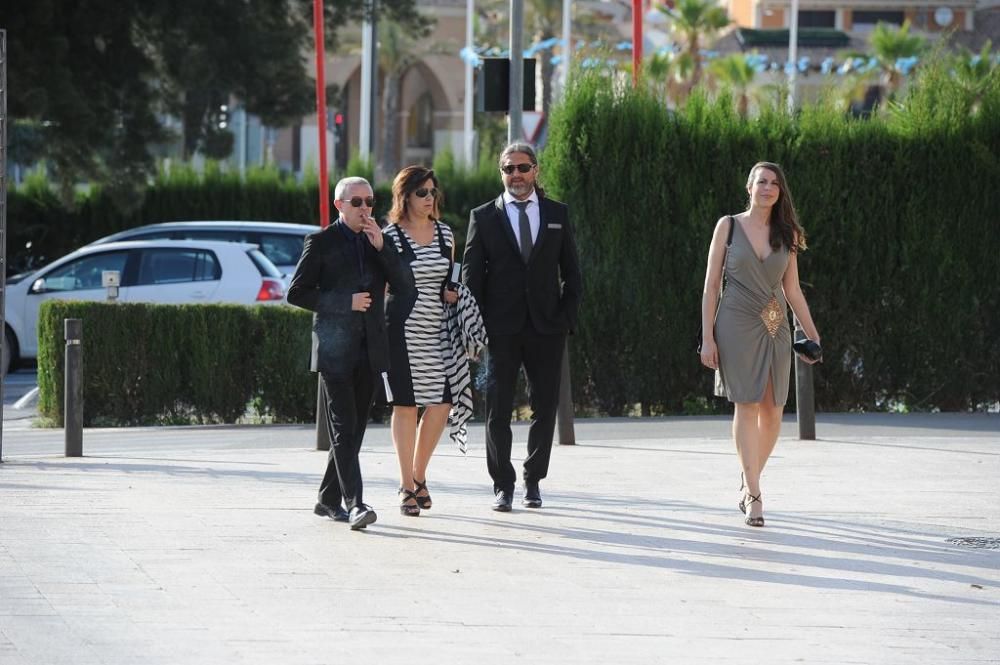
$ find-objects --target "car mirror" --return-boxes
[29,278,47,294]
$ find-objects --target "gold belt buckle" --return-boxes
[760,297,783,337]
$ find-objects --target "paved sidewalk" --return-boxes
[1,414,998,664]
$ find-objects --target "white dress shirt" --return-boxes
[502,190,540,248]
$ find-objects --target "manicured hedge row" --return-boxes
[38,301,316,426]
[542,60,1000,414]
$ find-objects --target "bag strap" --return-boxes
[721,216,735,289]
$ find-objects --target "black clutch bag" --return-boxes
[793,338,823,362]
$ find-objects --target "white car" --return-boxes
[88,220,317,280]
[3,240,286,375]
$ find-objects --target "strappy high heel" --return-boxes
[413,478,432,510]
[743,493,764,527]
[399,487,420,517]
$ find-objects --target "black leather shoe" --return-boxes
[522,481,542,508]
[492,490,513,512]
[349,505,378,530]
[314,502,349,522]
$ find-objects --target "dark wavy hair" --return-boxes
[388,165,441,224]
[746,161,807,252]
[499,142,546,199]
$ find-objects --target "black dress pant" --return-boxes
[319,347,375,512]
[485,321,566,494]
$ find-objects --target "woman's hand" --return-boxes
[442,287,459,304]
[700,338,719,370]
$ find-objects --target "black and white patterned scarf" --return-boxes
[440,283,487,453]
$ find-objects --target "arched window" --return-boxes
[407,93,434,148]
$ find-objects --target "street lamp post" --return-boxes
[787,0,800,112]
[508,0,525,143]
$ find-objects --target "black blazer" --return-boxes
[463,194,582,336]
[286,221,414,375]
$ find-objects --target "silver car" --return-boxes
[3,240,285,376]
[88,220,318,280]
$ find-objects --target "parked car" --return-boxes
[88,221,317,281]
[2,240,286,376]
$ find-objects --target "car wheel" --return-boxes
[2,327,15,379]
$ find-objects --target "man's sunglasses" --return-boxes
[500,163,535,175]
[340,196,376,208]
[414,187,438,199]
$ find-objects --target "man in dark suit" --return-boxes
[287,177,414,530]
[462,143,582,511]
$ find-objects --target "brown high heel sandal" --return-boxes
[743,493,764,527]
[399,488,420,517]
[413,478,432,510]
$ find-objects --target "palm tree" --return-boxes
[644,50,695,107]
[657,0,730,99]
[869,20,927,95]
[707,53,757,116]
[377,18,419,180]
[953,40,998,112]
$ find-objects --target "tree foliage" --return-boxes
[1,0,427,203]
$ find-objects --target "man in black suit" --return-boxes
[462,143,582,511]
[287,176,414,530]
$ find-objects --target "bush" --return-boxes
[37,301,315,426]
[543,59,1000,413]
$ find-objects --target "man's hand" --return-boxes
[352,292,372,312]
[361,214,383,251]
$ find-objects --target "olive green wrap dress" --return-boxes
[713,220,791,405]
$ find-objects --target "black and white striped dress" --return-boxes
[384,222,453,407]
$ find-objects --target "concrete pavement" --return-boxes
[1,414,998,664]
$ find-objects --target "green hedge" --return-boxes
[542,59,1000,414]
[38,301,315,426]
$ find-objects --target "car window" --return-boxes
[246,249,283,278]
[180,230,249,242]
[259,233,304,266]
[136,249,221,285]
[40,251,129,292]
[131,231,177,240]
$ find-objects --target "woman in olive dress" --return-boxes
[700,162,821,527]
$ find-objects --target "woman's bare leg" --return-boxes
[413,403,451,507]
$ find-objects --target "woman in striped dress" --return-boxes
[384,166,458,516]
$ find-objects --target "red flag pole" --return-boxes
[632,0,643,87]
[313,0,330,227]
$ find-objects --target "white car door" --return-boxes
[20,250,131,357]
[124,248,223,304]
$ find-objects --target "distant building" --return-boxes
[726,0,977,32]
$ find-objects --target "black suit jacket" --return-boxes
[286,221,414,376]
[463,194,582,337]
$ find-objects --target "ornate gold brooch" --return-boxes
[760,297,783,337]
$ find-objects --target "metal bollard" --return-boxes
[315,374,330,451]
[557,339,575,445]
[64,319,83,456]
[793,317,816,440]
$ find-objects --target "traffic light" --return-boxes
[218,104,229,130]
[334,112,344,142]
[476,58,536,112]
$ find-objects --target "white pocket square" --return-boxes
[547,223,562,229]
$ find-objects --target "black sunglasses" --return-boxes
[340,196,375,208]
[500,163,534,175]
[414,187,438,199]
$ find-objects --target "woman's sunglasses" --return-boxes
[414,187,438,199]
[340,196,376,208]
